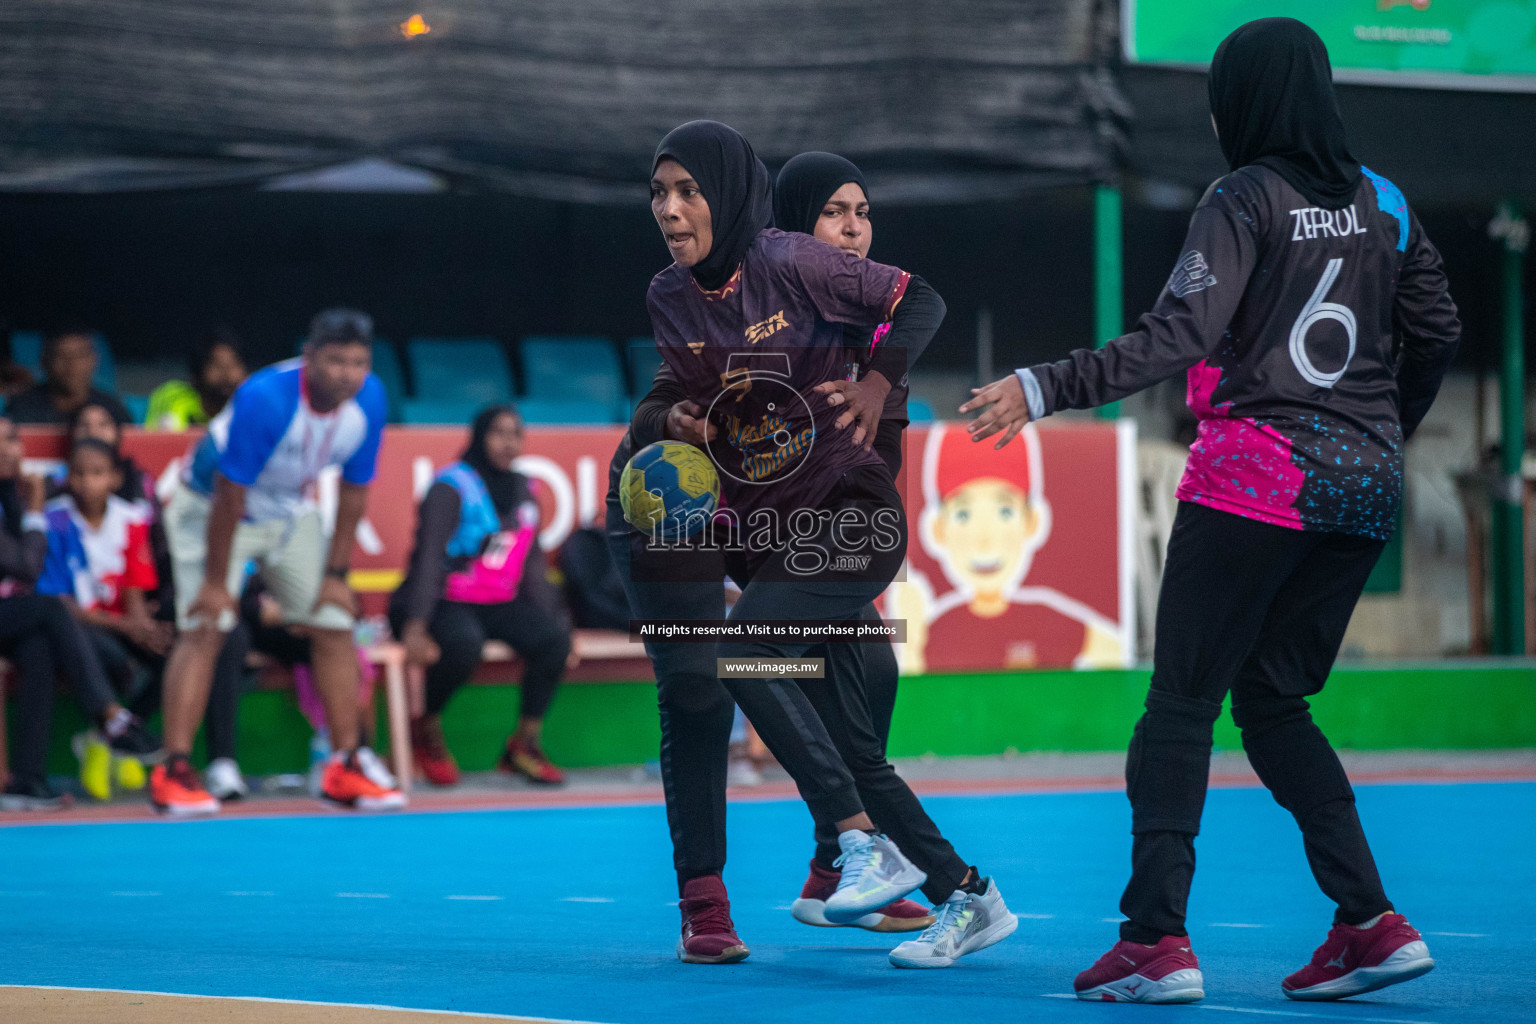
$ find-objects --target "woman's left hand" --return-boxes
[959,373,1031,449]
[814,372,891,451]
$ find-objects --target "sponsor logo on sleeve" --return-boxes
[1167,250,1218,298]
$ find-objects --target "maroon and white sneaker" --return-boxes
[677,874,750,965]
[790,859,936,933]
[1283,913,1434,1001]
[1075,935,1204,1003]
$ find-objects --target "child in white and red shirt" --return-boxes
[36,439,165,796]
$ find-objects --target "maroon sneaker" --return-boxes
[410,717,459,787]
[789,859,935,933]
[1075,935,1204,1003]
[677,875,750,964]
[1283,913,1434,1001]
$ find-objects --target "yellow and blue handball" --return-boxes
[620,440,720,541]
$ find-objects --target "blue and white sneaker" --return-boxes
[889,877,1018,968]
[822,831,927,925]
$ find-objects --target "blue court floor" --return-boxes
[0,780,1530,1024]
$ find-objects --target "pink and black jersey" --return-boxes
[1018,164,1460,539]
[646,228,909,519]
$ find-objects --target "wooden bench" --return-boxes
[305,628,643,795]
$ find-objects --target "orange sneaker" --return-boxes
[149,756,220,816]
[321,749,408,811]
[498,736,565,785]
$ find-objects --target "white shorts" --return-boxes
[165,484,354,632]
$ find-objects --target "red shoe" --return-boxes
[678,874,749,964]
[1075,935,1205,1003]
[789,859,936,932]
[1283,913,1434,1001]
[149,757,220,817]
[498,736,565,785]
[410,717,459,787]
[321,750,408,811]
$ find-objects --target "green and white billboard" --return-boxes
[1124,0,1536,91]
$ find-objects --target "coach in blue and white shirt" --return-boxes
[153,309,404,815]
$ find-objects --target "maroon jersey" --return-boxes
[646,228,909,519]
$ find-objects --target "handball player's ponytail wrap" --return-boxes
[1209,18,1360,211]
[653,121,772,291]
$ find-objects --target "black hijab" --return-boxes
[1208,18,1361,211]
[773,152,868,236]
[461,405,525,516]
[67,399,146,503]
[652,120,773,291]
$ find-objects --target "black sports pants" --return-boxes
[1119,501,1393,943]
[715,465,968,903]
[398,596,571,722]
[84,622,250,762]
[0,594,118,783]
[604,485,911,892]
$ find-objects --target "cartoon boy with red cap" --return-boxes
[888,422,1122,672]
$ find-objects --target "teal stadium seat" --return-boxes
[516,398,618,425]
[906,396,935,423]
[626,337,664,396]
[122,394,149,423]
[400,398,482,425]
[408,337,515,407]
[368,342,406,422]
[521,336,625,420]
[9,330,116,391]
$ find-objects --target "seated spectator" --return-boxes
[144,328,249,431]
[239,577,381,793]
[5,325,131,427]
[391,404,572,787]
[41,435,251,800]
[0,419,156,811]
[36,440,172,799]
[56,400,174,616]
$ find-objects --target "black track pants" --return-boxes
[1119,502,1393,943]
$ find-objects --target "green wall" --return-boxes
[11,663,1535,778]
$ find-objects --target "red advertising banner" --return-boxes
[21,419,1134,672]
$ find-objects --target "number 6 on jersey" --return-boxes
[1288,257,1356,388]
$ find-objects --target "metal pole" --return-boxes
[1491,202,1528,655]
[1094,181,1123,420]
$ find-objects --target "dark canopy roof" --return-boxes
[0,0,1125,201]
[1123,65,1536,206]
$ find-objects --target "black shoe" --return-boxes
[1,776,72,812]
[107,717,164,760]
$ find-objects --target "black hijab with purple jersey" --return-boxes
[652,121,773,291]
[772,152,867,236]
[1208,18,1361,211]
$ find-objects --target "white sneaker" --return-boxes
[205,758,249,801]
[726,758,763,787]
[355,746,399,790]
[822,831,927,925]
[889,877,1018,968]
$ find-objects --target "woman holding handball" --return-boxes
[962,19,1459,1003]
[603,148,937,964]
[634,119,1017,969]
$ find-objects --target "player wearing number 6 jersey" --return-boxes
[962,18,1458,1005]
